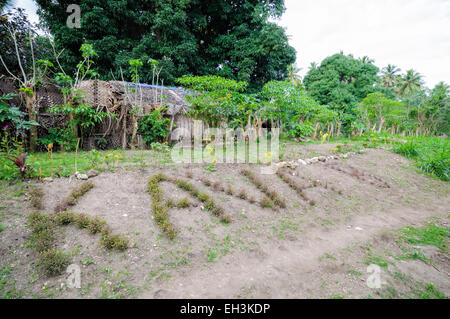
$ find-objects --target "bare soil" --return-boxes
[0,144,448,299]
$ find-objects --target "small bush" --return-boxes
[29,187,44,210]
[27,212,55,253]
[100,233,129,251]
[177,197,191,208]
[166,198,176,208]
[137,110,170,146]
[163,222,177,240]
[37,249,71,276]
[260,197,274,208]
[198,193,210,203]
[238,190,247,200]
[74,213,91,229]
[87,216,107,234]
[220,215,232,224]
[226,187,234,196]
[289,122,314,138]
[205,199,216,211]
[211,206,224,217]
[202,178,212,186]
[53,210,76,225]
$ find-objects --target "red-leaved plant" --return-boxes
[5,152,31,180]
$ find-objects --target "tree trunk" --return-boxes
[121,109,127,149]
[166,115,175,142]
[312,121,319,139]
[24,92,37,152]
[372,123,377,132]
[378,118,385,133]
[130,115,138,149]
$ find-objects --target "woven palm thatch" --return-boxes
[1,76,196,149]
[36,83,64,112]
[108,81,189,115]
[77,79,120,112]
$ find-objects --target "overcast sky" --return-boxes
[14,0,450,88]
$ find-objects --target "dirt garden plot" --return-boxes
[0,144,448,299]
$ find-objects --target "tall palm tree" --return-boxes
[381,64,401,88]
[360,56,375,65]
[287,64,302,87]
[309,62,318,71]
[397,69,424,97]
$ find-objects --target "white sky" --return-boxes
[14,0,450,88]
[277,0,450,88]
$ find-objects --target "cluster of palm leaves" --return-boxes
[381,64,424,97]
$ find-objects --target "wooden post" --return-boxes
[121,105,127,149]
[166,114,175,143]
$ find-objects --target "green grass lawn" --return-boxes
[0,133,448,181]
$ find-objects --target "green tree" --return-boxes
[36,0,296,91]
[286,64,302,87]
[260,81,336,139]
[303,53,380,111]
[358,92,407,133]
[422,82,450,135]
[381,64,401,89]
[397,69,424,97]
[176,75,252,127]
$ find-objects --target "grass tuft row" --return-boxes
[53,210,128,251]
[54,181,94,213]
[147,174,178,240]
[276,170,317,206]
[29,187,44,210]
[241,169,286,208]
[27,212,71,276]
[198,174,273,210]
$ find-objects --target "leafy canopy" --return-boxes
[36,0,296,91]
[303,53,380,110]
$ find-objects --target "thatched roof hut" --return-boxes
[78,80,194,144]
[79,80,190,115]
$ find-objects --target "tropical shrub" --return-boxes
[137,110,170,146]
[37,127,77,151]
[394,137,449,181]
[289,122,314,138]
[176,75,255,127]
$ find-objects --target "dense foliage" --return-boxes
[137,110,171,146]
[35,0,295,91]
[394,137,449,181]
